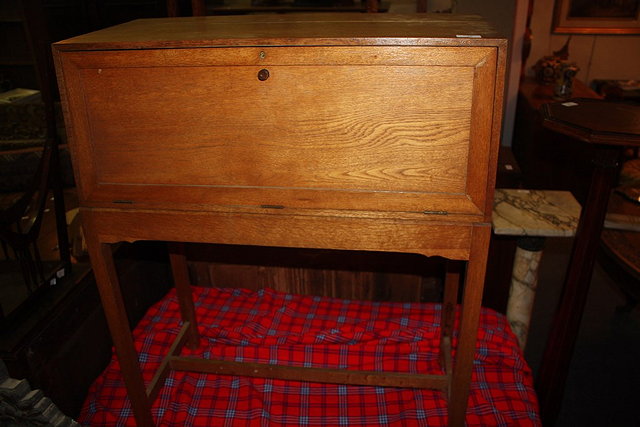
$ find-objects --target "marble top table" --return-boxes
[492,189,581,349]
[493,189,581,237]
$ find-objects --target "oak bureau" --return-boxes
[53,14,507,426]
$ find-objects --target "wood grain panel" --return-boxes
[63,46,494,68]
[83,65,472,192]
[81,208,474,260]
[52,14,501,51]
[56,45,498,216]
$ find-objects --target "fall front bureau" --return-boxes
[53,13,507,426]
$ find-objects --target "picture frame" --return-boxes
[553,0,640,34]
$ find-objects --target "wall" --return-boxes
[526,0,640,83]
[455,0,527,148]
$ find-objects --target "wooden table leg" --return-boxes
[448,225,490,427]
[440,260,461,395]
[536,146,622,425]
[85,235,155,426]
[169,242,200,349]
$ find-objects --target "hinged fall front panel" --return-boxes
[60,45,497,217]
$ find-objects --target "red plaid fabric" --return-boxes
[79,287,540,426]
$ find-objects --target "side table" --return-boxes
[512,77,602,200]
[492,189,581,349]
[536,99,640,424]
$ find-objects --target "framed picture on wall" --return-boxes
[553,0,640,34]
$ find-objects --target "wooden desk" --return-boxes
[535,99,640,424]
[53,14,507,426]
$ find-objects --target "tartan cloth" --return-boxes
[79,287,540,426]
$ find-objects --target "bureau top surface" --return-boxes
[53,13,504,51]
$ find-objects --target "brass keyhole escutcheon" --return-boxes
[257,69,270,81]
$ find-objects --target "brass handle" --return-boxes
[257,69,270,81]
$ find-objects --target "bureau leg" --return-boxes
[86,236,155,426]
[448,225,490,427]
[442,262,461,337]
[168,242,200,349]
[440,261,461,387]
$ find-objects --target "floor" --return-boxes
[525,237,640,426]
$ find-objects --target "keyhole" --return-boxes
[258,69,270,81]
